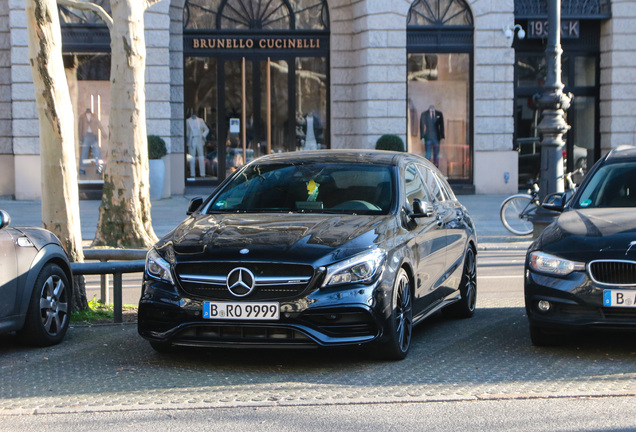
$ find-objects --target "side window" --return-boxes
[417,164,445,202]
[405,164,433,204]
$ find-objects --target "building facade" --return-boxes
[1,0,634,200]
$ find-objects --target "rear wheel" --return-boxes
[500,195,536,236]
[445,247,477,318]
[19,263,71,347]
[376,268,413,361]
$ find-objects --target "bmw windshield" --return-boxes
[573,161,636,209]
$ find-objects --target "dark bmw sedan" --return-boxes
[525,146,636,345]
[138,150,477,359]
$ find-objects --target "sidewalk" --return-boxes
[0,189,533,251]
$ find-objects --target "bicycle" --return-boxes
[500,168,583,236]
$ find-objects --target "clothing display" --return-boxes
[78,109,105,175]
[420,106,445,167]
[186,114,210,177]
[302,113,322,151]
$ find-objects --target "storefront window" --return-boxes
[64,54,111,183]
[514,47,599,183]
[184,0,328,30]
[183,0,330,183]
[295,57,327,151]
[407,0,473,183]
[408,53,471,180]
[185,57,218,180]
[574,56,596,87]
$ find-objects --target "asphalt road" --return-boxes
[3,397,636,432]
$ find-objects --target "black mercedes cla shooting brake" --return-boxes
[138,150,478,360]
[525,145,636,345]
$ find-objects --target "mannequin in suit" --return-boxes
[78,108,106,175]
[419,105,445,167]
[186,112,209,177]
[302,112,322,150]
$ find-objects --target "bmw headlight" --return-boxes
[146,248,175,284]
[528,251,585,276]
[322,249,386,287]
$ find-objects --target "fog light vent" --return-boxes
[537,300,551,312]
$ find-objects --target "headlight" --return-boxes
[146,249,175,284]
[322,249,386,287]
[528,251,585,276]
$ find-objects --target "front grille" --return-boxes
[175,325,313,345]
[175,262,316,300]
[602,308,636,321]
[589,260,636,286]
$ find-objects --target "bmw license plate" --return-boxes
[603,290,636,307]
[203,301,280,320]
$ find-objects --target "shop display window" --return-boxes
[64,54,111,183]
[407,53,471,180]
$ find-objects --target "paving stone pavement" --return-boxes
[2,297,636,415]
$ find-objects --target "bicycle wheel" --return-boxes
[500,194,536,236]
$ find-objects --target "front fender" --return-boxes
[15,243,73,325]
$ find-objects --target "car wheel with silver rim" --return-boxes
[377,268,413,361]
[19,263,71,347]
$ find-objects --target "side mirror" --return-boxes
[0,209,10,230]
[187,197,204,215]
[542,192,566,213]
[410,199,434,218]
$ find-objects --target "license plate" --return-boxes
[603,290,636,307]
[203,301,280,320]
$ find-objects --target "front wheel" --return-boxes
[375,268,413,361]
[19,263,71,347]
[529,325,568,347]
[149,340,176,353]
[500,194,536,236]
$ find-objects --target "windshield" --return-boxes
[205,163,394,215]
[574,161,636,208]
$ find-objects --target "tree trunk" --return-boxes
[25,0,87,311]
[92,0,158,248]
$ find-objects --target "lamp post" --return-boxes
[530,0,573,236]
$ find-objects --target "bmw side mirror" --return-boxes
[542,192,566,212]
[187,197,204,215]
[0,209,10,230]
[410,199,433,219]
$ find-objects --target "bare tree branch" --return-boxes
[57,0,114,29]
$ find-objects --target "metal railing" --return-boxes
[71,249,147,323]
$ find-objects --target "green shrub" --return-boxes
[148,135,167,159]
[375,134,405,152]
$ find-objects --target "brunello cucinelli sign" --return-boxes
[189,36,323,50]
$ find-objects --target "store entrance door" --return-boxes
[184,54,328,184]
[215,57,292,180]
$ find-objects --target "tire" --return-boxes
[376,268,413,361]
[445,247,477,319]
[529,325,567,347]
[150,340,175,353]
[500,194,536,236]
[19,263,71,347]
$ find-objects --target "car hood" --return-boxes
[535,208,636,259]
[157,213,395,265]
